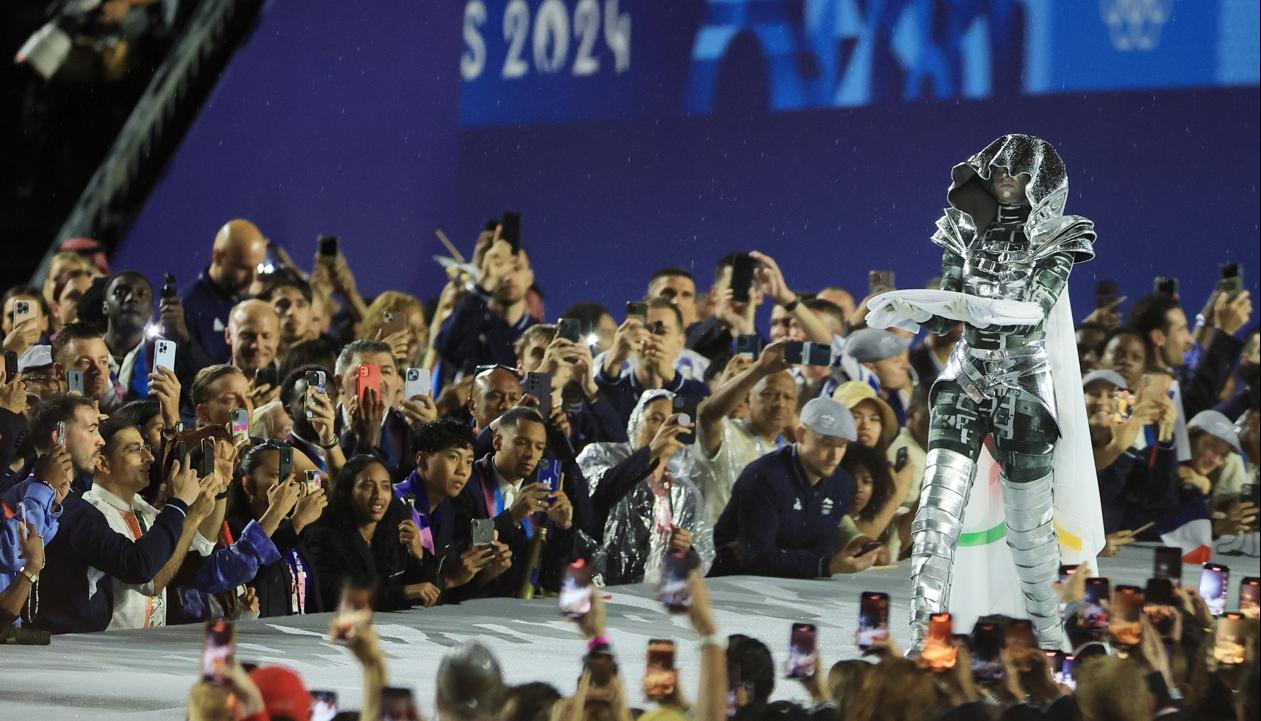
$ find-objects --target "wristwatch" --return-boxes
[781,293,801,312]
[161,422,183,440]
[19,566,39,584]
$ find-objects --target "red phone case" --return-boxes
[356,364,381,402]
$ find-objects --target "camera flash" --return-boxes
[677,413,691,426]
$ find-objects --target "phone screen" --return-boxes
[1153,546,1182,585]
[331,582,374,642]
[970,621,1005,685]
[1056,653,1076,690]
[381,687,421,721]
[1214,613,1246,666]
[1199,564,1230,617]
[786,623,818,679]
[558,560,593,619]
[1240,577,1260,619]
[658,549,697,613]
[1109,585,1144,647]
[856,592,889,650]
[202,619,235,683]
[923,613,957,671]
[643,639,677,700]
[311,690,339,721]
[1143,578,1178,637]
[1083,578,1110,639]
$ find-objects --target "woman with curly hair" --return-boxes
[357,291,428,367]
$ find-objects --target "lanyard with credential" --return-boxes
[288,549,308,614]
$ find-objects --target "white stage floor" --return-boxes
[2,542,1256,720]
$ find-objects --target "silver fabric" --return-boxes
[941,339,1059,427]
[576,389,715,586]
[1001,470,1063,647]
[909,448,977,646]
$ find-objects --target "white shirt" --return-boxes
[493,464,524,514]
[694,418,783,522]
[82,485,215,630]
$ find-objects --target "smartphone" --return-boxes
[558,559,593,619]
[18,500,28,527]
[536,458,562,495]
[856,592,890,650]
[1143,578,1178,637]
[923,613,957,671]
[56,420,66,448]
[230,409,250,444]
[785,623,819,679]
[1153,546,1182,585]
[278,446,293,482]
[729,254,756,304]
[1220,262,1243,300]
[1109,585,1144,648]
[304,469,321,495]
[1200,563,1230,616]
[1056,653,1076,690]
[893,446,910,473]
[1239,577,1260,619]
[404,367,430,399]
[330,582,374,642]
[67,369,85,395]
[658,549,698,613]
[782,341,804,365]
[626,301,648,321]
[356,363,382,404]
[198,438,216,479]
[380,310,408,339]
[644,639,678,700]
[500,212,522,252]
[153,339,177,373]
[471,518,495,546]
[1005,619,1036,650]
[801,342,831,366]
[1095,280,1121,308]
[161,273,178,300]
[868,270,895,295]
[311,690,339,721]
[305,369,328,395]
[672,394,700,445]
[853,540,883,558]
[735,334,762,359]
[522,372,552,416]
[1083,577,1111,639]
[381,687,421,721]
[1058,564,1079,583]
[13,300,35,326]
[317,234,339,259]
[557,317,582,343]
[201,619,235,684]
[1154,276,1179,298]
[1214,612,1246,666]
[969,621,1006,685]
[3,351,17,379]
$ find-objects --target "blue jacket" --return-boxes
[433,288,535,377]
[0,478,63,615]
[711,446,856,579]
[181,268,239,366]
[595,367,709,429]
[33,496,190,634]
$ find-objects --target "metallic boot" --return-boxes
[909,448,977,652]
[1001,470,1063,648]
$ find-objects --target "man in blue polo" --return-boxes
[710,397,877,579]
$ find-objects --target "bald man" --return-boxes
[694,341,798,521]
[226,299,280,375]
[182,219,268,364]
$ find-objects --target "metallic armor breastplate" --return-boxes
[961,205,1034,302]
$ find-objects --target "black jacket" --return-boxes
[227,513,323,617]
[305,502,427,612]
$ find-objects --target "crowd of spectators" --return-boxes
[0,216,1257,721]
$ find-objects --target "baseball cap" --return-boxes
[843,328,910,363]
[799,397,857,441]
[249,666,311,721]
[1081,369,1128,391]
[1188,410,1242,454]
[17,344,53,373]
[436,641,503,715]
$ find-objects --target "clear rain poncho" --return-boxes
[576,390,715,586]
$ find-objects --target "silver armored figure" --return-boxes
[910,135,1096,649]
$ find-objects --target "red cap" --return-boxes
[248,666,311,721]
